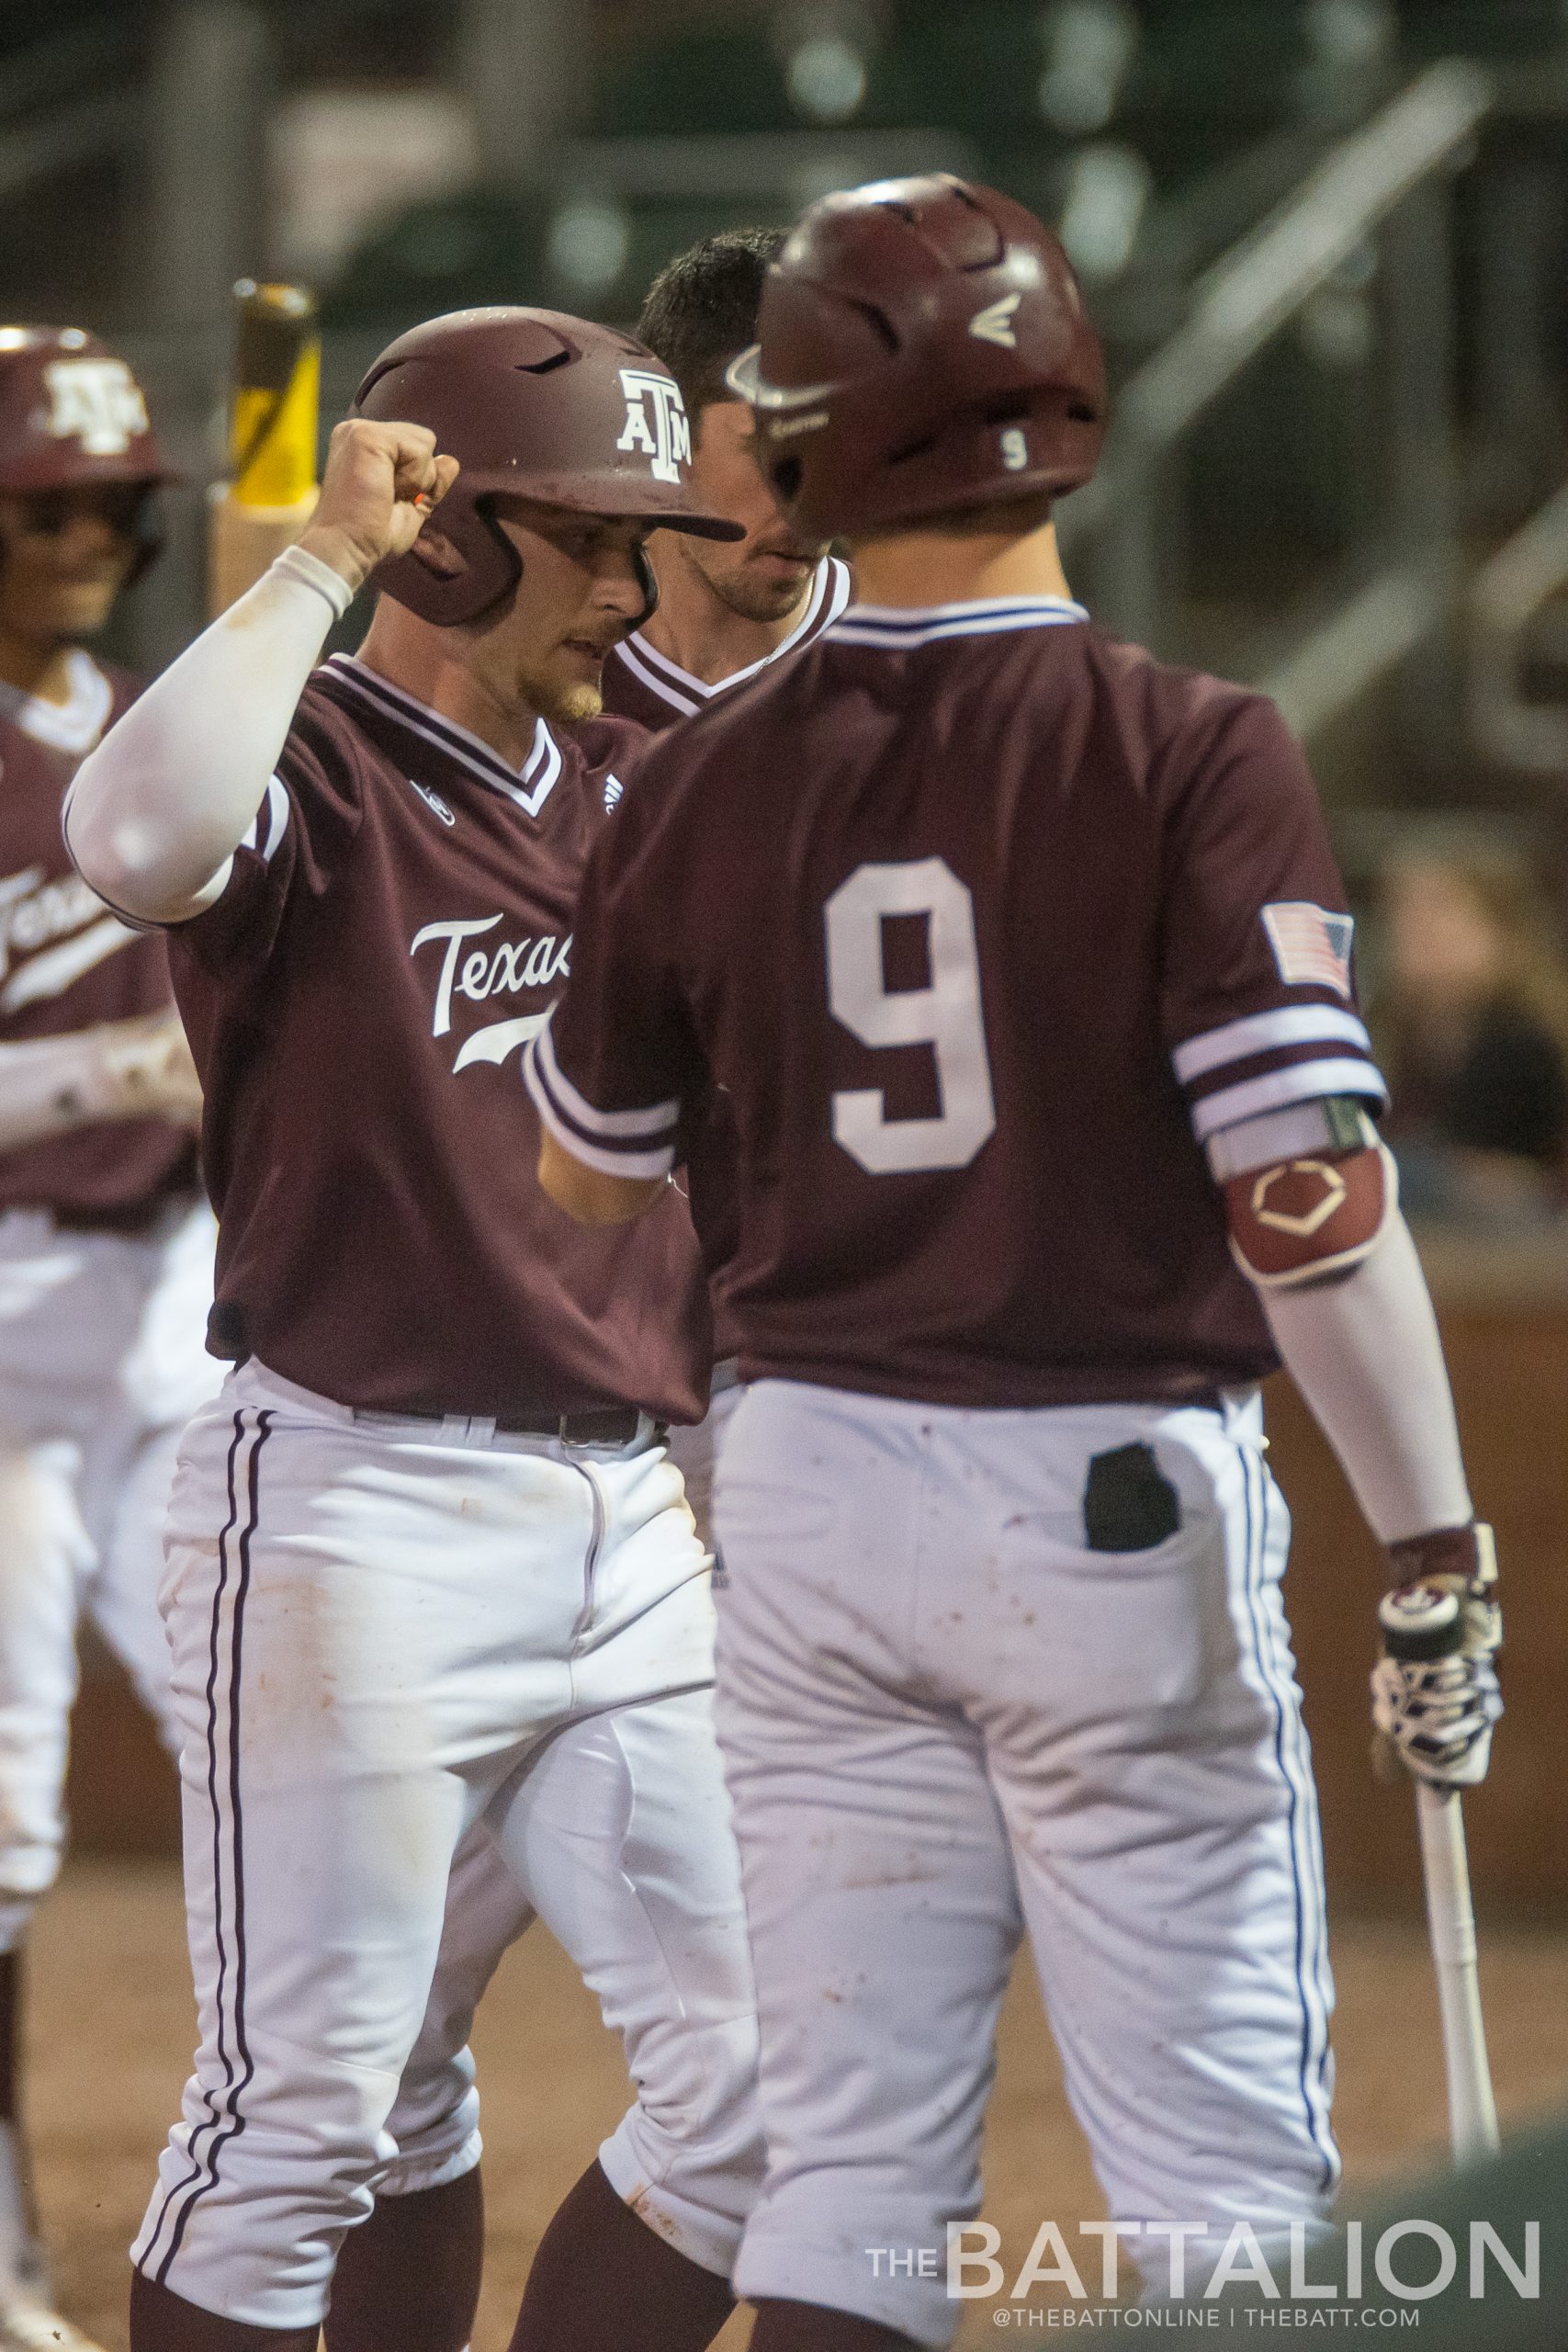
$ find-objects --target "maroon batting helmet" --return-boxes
[353,306,745,627]
[728,175,1105,538]
[0,327,175,496]
[0,329,175,587]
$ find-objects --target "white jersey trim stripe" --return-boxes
[330,655,554,788]
[607,555,852,709]
[830,594,1089,650]
[610,635,703,718]
[326,657,562,817]
[524,1038,677,1182]
[236,776,289,861]
[532,1013,681,1141]
[1190,1057,1387,1141]
[260,776,288,860]
[1172,1004,1371,1085]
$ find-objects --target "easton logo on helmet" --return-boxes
[968,293,1022,349]
[615,368,692,485]
[42,359,150,457]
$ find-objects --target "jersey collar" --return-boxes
[0,650,113,753]
[325,654,563,818]
[608,554,853,717]
[829,594,1089,650]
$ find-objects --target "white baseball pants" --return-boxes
[713,1380,1339,2346]
[377,1373,750,2197]
[0,1199,217,1947]
[664,1373,742,1548]
[135,1358,761,2331]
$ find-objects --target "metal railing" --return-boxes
[1060,60,1493,741]
[1468,487,1568,776]
[0,14,1519,745]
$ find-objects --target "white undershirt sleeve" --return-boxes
[1258,1209,1473,1545]
[64,544,355,924]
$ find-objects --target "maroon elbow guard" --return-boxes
[1224,1141,1392,1288]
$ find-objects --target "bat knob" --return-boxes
[1378,1581,1464,1662]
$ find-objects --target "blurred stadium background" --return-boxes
[26,0,1561,1897]
[6,3,1566,2339]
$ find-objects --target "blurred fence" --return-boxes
[7,2,1568,812]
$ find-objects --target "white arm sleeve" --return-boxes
[1260,1209,1472,1544]
[64,543,355,924]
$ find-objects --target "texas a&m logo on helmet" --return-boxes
[42,358,151,458]
[0,327,174,492]
[615,368,693,486]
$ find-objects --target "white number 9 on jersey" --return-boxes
[824,857,998,1174]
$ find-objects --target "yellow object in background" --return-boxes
[209,279,321,617]
[230,281,321,508]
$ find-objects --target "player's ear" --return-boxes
[405,522,467,582]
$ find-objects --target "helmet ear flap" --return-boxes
[372,492,522,627]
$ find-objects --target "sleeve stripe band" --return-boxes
[523,1040,676,1182]
[1172,1002,1371,1085]
[1189,1057,1388,1141]
[532,1015,681,1142]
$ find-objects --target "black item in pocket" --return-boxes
[1083,1442,1180,1552]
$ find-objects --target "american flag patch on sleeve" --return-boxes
[1261,902,1355,999]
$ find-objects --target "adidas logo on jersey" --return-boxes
[604,775,624,810]
[407,776,456,827]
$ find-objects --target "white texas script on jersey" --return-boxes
[412,914,570,1073]
[0,864,134,1014]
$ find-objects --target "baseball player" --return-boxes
[0,328,215,2352]
[326,237,855,2338]
[598,227,850,1525]
[67,310,763,2352]
[527,177,1502,2349]
[601,230,852,732]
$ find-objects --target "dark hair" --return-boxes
[637,228,786,420]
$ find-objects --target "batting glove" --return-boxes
[1371,1522,1501,1790]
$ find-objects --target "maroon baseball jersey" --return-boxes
[166,652,709,1423]
[598,555,852,729]
[596,555,852,1368]
[0,651,197,1226]
[529,594,1387,1411]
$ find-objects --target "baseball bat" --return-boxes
[207,278,321,620]
[1415,1781,1500,2165]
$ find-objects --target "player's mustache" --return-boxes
[753,536,820,564]
[562,624,631,654]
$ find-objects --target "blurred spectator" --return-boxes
[1373,846,1568,1227]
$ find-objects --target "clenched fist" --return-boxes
[298,420,460,598]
